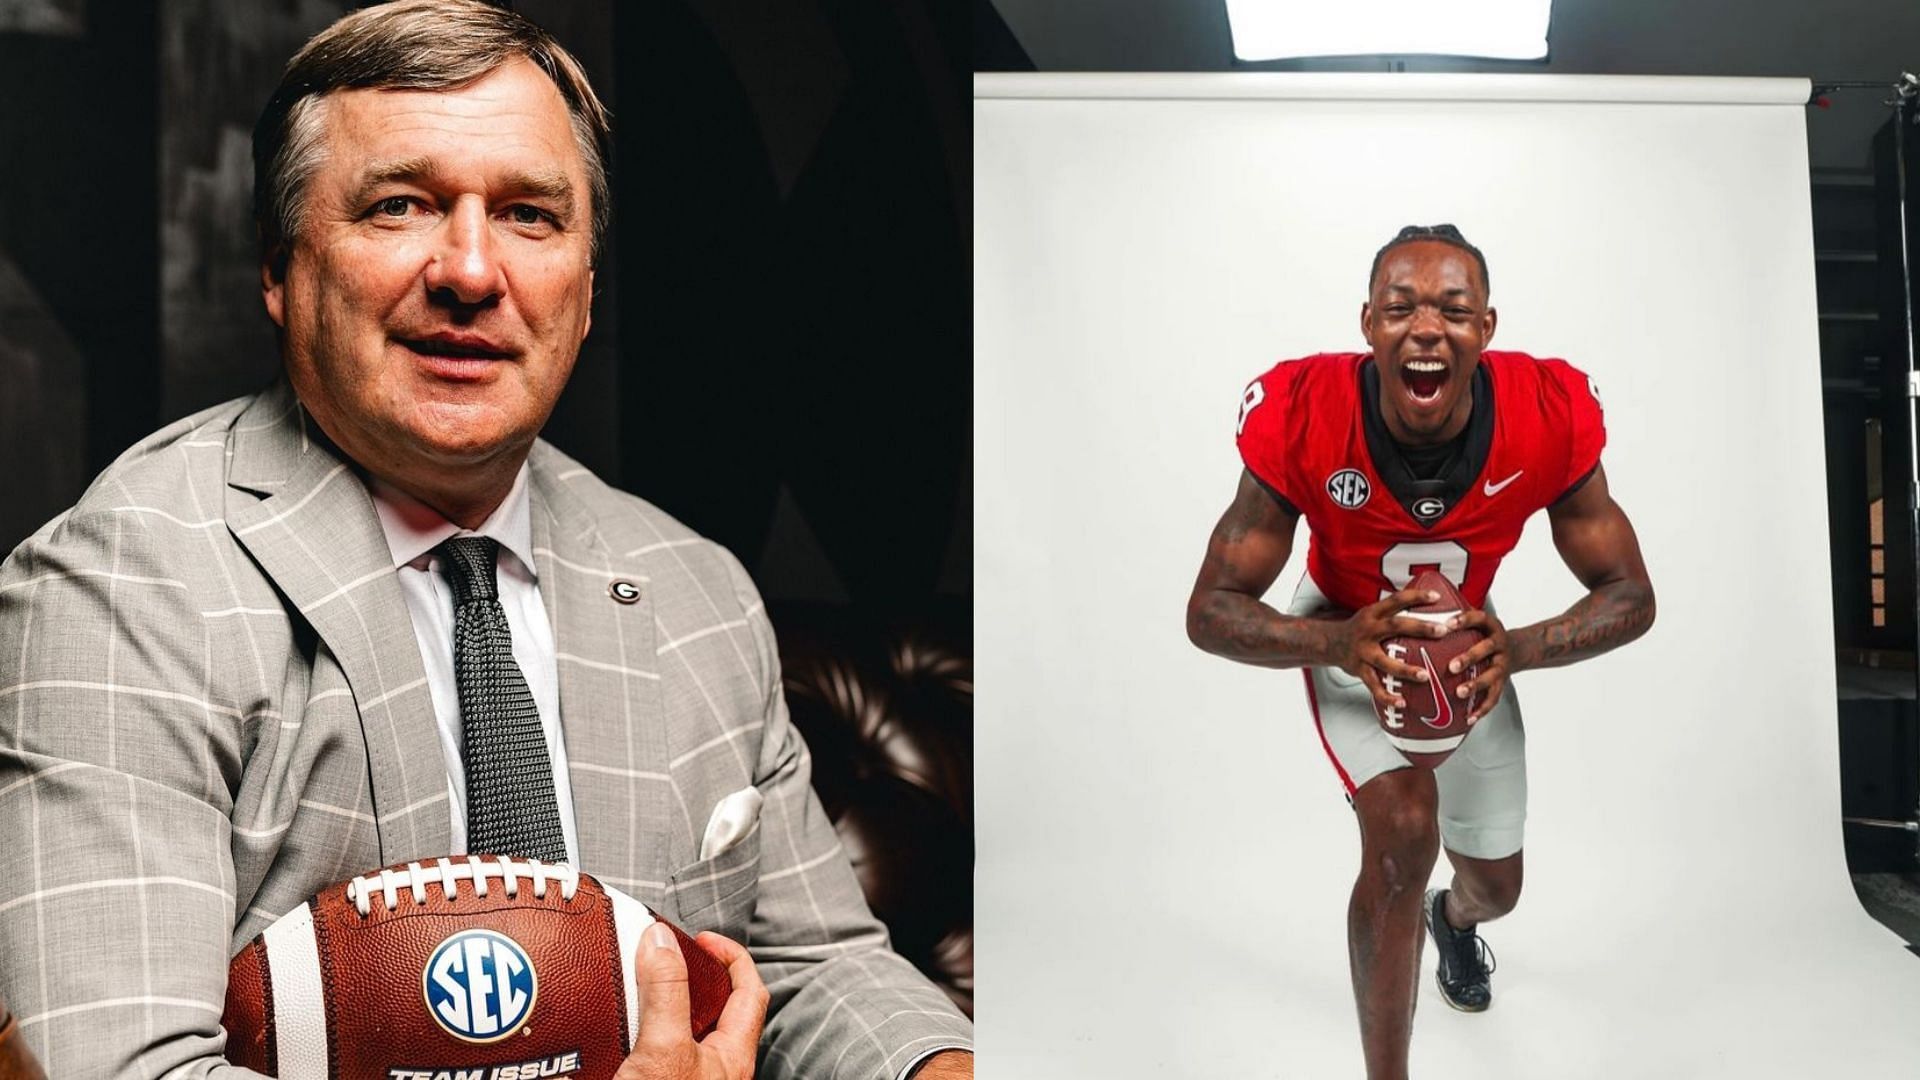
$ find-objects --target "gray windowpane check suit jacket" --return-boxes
[0,382,971,1078]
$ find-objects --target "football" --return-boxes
[1374,570,1487,769]
[222,855,730,1080]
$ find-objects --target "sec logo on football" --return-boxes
[425,929,539,1042]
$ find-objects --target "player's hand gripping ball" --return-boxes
[221,855,731,1080]
[1373,570,1487,769]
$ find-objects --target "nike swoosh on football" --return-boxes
[1416,645,1454,730]
[1483,470,1524,496]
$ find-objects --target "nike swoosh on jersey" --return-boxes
[1482,470,1524,496]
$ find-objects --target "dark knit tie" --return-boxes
[437,536,569,864]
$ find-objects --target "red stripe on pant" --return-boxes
[1302,669,1357,798]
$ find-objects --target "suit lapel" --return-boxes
[223,384,450,862]
[527,447,673,904]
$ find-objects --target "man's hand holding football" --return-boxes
[618,926,768,1080]
[1446,608,1512,724]
[1329,584,1452,714]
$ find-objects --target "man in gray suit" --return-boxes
[0,3,973,1077]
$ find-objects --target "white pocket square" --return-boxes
[699,786,764,861]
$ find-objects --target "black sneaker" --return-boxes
[1425,888,1495,1012]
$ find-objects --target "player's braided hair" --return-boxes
[1369,224,1490,298]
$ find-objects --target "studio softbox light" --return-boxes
[1225,0,1552,61]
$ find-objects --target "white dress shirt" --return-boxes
[369,465,580,865]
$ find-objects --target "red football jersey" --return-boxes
[1235,350,1604,611]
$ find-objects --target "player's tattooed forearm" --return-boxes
[1512,579,1655,669]
[1189,591,1336,667]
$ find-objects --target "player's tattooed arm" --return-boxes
[1187,471,1441,713]
[1184,469,1332,667]
[1507,463,1657,671]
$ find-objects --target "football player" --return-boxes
[1184,225,1655,1080]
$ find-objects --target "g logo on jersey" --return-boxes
[1326,469,1371,509]
[423,929,538,1043]
[1411,496,1445,520]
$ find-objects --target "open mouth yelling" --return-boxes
[1402,358,1449,404]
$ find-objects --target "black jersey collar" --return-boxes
[1360,358,1495,530]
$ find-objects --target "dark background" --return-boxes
[0,0,977,1013]
[0,0,969,628]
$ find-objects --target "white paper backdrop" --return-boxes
[974,73,1920,1079]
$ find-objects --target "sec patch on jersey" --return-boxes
[221,855,729,1080]
[1375,570,1487,768]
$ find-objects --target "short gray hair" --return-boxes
[252,0,612,269]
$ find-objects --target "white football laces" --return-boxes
[1398,609,1460,629]
[345,855,581,916]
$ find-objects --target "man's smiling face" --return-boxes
[264,57,595,491]
[1361,240,1496,445]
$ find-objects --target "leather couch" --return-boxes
[774,601,974,1017]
